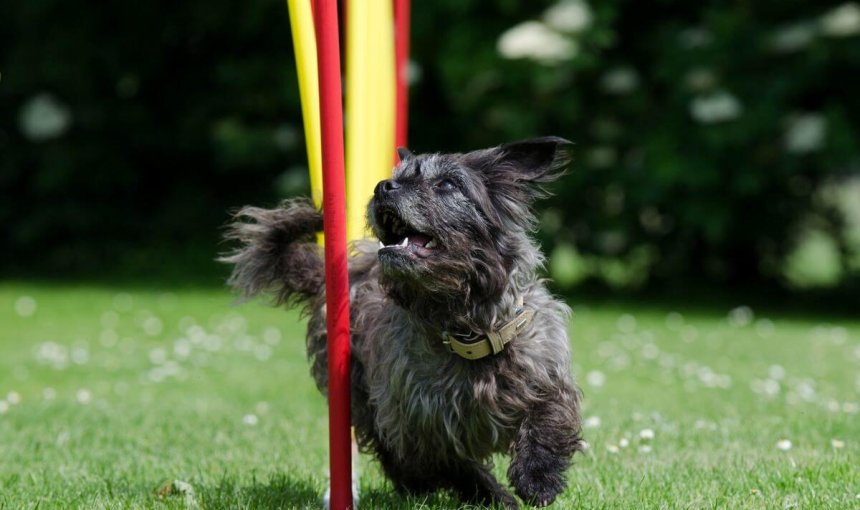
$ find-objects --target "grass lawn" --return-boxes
[1,283,858,509]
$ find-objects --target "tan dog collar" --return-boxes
[442,303,536,360]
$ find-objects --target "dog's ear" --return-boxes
[463,136,572,186]
[396,147,413,162]
[461,137,572,230]
[495,136,571,183]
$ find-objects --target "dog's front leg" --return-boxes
[507,398,581,507]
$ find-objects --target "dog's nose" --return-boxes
[375,179,401,198]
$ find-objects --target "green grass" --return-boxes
[1,283,858,509]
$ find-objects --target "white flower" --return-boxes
[639,445,652,453]
[0,401,8,414]
[784,113,827,154]
[639,428,655,440]
[143,316,164,336]
[586,370,606,387]
[543,0,592,33]
[769,23,816,52]
[76,389,92,404]
[149,348,167,365]
[619,437,630,448]
[174,338,192,358]
[690,91,743,124]
[606,444,619,453]
[584,416,602,428]
[18,93,72,141]
[776,439,792,451]
[112,293,134,312]
[406,60,423,85]
[820,3,860,37]
[6,391,21,405]
[101,310,120,329]
[497,21,578,63]
[831,439,845,449]
[665,312,684,330]
[751,378,781,397]
[767,365,785,379]
[586,146,617,168]
[679,27,713,49]
[600,67,640,95]
[727,306,754,327]
[685,67,717,92]
[14,296,37,317]
[263,327,282,345]
[242,413,259,426]
[616,314,637,333]
[756,319,775,338]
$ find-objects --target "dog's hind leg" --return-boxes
[445,461,519,510]
[373,443,442,496]
[507,396,582,507]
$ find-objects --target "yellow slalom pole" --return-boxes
[345,0,396,242]
[287,0,323,211]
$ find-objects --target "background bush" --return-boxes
[1,0,858,291]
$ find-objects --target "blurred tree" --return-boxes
[409,0,860,288]
[0,0,304,279]
[1,0,858,289]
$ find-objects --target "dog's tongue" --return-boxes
[409,233,432,247]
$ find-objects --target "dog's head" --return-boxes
[368,137,571,308]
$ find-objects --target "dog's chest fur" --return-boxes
[362,314,521,463]
[337,250,569,465]
[305,248,574,467]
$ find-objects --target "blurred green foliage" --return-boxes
[1,0,858,290]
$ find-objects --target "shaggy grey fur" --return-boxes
[221,137,583,508]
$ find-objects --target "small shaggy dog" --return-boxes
[222,137,583,508]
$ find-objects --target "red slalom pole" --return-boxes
[313,0,353,509]
[393,0,410,150]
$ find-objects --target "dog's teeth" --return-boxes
[399,237,408,248]
[425,238,438,249]
[378,241,384,249]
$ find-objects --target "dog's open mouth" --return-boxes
[375,207,442,257]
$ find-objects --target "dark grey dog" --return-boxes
[222,137,583,508]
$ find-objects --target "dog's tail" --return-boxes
[219,198,324,307]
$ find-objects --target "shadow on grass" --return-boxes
[190,474,487,509]
[357,487,470,509]
[194,474,320,510]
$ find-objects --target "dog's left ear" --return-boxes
[495,136,572,183]
[462,137,572,229]
[464,136,572,187]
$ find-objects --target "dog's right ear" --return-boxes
[396,147,413,162]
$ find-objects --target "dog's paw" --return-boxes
[478,489,520,510]
[508,466,564,507]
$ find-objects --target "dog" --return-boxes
[221,137,583,508]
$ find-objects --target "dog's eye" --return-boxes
[436,178,456,192]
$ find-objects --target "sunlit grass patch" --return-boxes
[1,284,858,509]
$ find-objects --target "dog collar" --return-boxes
[442,300,536,360]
